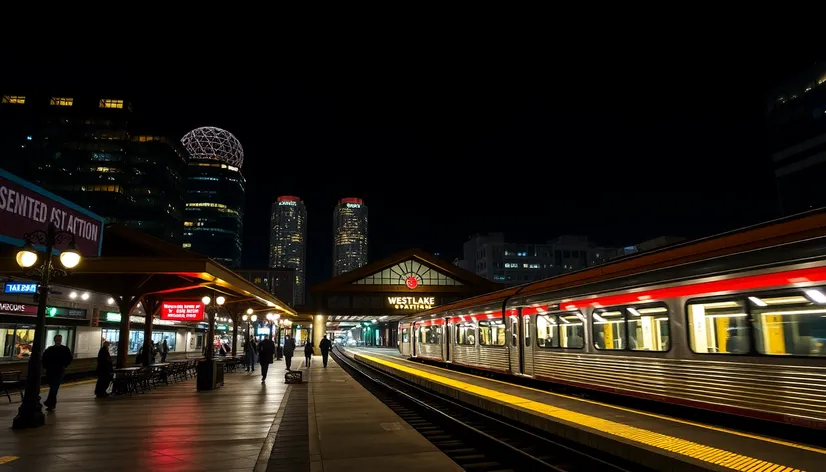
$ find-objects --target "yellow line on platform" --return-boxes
[361,350,826,457]
[0,456,19,464]
[359,353,804,472]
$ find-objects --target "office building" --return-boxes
[0,93,187,243]
[269,196,307,304]
[767,62,826,215]
[455,233,615,286]
[333,197,368,276]
[181,126,245,268]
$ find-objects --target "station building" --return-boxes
[310,249,500,348]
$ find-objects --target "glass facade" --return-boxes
[182,161,245,268]
[333,198,368,276]
[0,94,186,244]
[0,324,75,361]
[269,196,307,304]
[101,328,179,357]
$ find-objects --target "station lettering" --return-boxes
[346,203,361,209]
[388,296,435,310]
[278,201,296,206]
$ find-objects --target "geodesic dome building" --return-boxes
[181,126,245,169]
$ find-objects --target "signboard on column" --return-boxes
[160,301,205,321]
[0,169,105,257]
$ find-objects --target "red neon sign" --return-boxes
[406,276,418,289]
[160,301,205,321]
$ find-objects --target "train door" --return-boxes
[508,310,522,374]
[522,313,534,376]
[412,323,418,357]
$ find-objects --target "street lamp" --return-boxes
[12,223,81,429]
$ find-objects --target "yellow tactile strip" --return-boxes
[0,456,18,465]
[359,354,803,472]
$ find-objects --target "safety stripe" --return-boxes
[360,354,804,472]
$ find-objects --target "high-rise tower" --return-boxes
[181,126,245,268]
[270,196,307,304]
[333,197,368,276]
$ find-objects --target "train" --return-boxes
[398,211,826,429]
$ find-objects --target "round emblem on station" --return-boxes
[405,276,419,289]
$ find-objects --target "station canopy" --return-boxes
[0,224,296,317]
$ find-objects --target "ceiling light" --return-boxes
[748,296,767,307]
[107,297,115,305]
[69,292,78,299]
[805,290,826,304]
[81,292,90,300]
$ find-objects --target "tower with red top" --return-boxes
[333,198,368,276]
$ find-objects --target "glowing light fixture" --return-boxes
[69,292,78,299]
[107,297,115,305]
[15,242,37,268]
[246,308,254,315]
[216,296,225,306]
[81,292,90,301]
[201,296,211,305]
[805,289,826,304]
[251,314,257,322]
[748,296,767,307]
[59,245,81,269]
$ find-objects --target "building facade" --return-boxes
[333,197,368,276]
[767,62,826,215]
[455,233,615,286]
[269,196,307,304]
[236,268,297,307]
[181,127,245,268]
[0,93,187,243]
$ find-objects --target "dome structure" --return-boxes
[181,126,245,169]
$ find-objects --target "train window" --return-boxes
[593,309,626,350]
[479,320,506,346]
[749,290,826,356]
[455,322,477,346]
[402,329,409,343]
[627,306,670,352]
[525,316,531,347]
[536,315,559,347]
[687,299,749,354]
[559,313,585,348]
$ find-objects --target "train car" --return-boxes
[399,211,826,429]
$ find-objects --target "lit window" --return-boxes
[479,320,506,346]
[183,222,194,227]
[50,97,73,107]
[687,299,749,354]
[593,305,669,352]
[99,99,124,109]
[182,243,192,248]
[2,95,25,104]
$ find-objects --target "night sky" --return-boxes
[7,52,821,287]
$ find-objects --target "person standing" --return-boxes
[258,336,275,383]
[42,334,73,411]
[95,340,113,397]
[319,335,332,368]
[160,337,169,363]
[283,335,296,371]
[303,341,314,368]
[245,338,258,372]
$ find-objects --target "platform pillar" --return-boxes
[313,314,327,355]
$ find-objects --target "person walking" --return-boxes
[95,340,113,397]
[258,336,275,383]
[160,337,169,363]
[303,341,314,368]
[42,334,73,411]
[283,335,296,371]
[319,335,332,368]
[245,338,258,372]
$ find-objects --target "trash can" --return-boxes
[196,359,221,391]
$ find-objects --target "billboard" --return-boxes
[160,301,205,321]
[0,169,104,257]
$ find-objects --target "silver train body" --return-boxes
[398,232,826,429]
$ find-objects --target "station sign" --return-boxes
[160,301,205,321]
[255,326,271,336]
[278,201,296,206]
[0,169,104,257]
[0,302,85,319]
[346,203,361,209]
[105,312,121,322]
[387,296,435,310]
[4,282,38,294]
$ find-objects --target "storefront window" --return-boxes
[152,332,176,352]
[0,324,76,361]
[102,328,120,356]
[14,327,35,359]
[1,327,15,358]
[45,327,74,353]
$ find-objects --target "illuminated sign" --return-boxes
[346,203,361,209]
[4,282,38,294]
[388,296,435,310]
[105,312,121,322]
[128,315,175,326]
[216,324,228,331]
[405,276,418,290]
[278,201,296,206]
[256,326,271,336]
[160,301,205,321]
[0,303,84,318]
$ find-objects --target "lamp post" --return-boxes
[12,223,81,429]
[201,294,225,361]
[242,309,255,366]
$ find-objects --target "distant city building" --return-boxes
[269,196,307,304]
[236,268,296,307]
[333,198,369,276]
[455,233,615,286]
[767,62,826,215]
[0,93,187,243]
[181,127,245,268]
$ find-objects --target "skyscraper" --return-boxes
[333,197,368,276]
[269,196,307,305]
[0,93,186,243]
[181,127,245,268]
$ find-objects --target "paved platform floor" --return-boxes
[347,347,826,472]
[262,354,461,472]
[0,367,285,471]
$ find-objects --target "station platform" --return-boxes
[268,353,460,472]
[343,347,826,472]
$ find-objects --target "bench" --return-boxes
[285,370,302,384]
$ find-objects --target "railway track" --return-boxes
[332,348,646,472]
